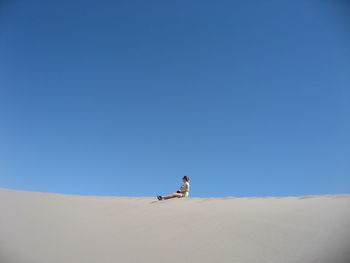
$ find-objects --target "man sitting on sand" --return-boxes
[157,176,190,200]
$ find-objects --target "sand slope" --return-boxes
[1,188,350,263]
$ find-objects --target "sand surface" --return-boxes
[1,188,350,263]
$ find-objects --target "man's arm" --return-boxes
[178,184,189,193]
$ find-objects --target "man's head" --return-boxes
[182,176,190,182]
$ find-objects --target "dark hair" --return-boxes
[183,176,190,182]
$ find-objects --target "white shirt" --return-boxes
[179,182,190,197]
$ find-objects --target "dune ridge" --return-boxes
[1,188,350,263]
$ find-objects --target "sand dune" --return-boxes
[1,188,350,263]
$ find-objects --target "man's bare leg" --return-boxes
[163,193,183,200]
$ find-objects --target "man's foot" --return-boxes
[157,196,163,201]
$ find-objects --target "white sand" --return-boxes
[1,188,350,263]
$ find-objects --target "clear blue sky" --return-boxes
[0,0,349,197]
